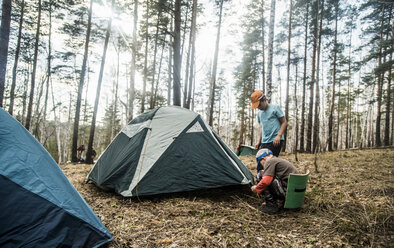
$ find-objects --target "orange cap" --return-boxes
[251,90,264,109]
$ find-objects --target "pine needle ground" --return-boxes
[61,149,394,247]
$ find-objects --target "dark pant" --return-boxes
[259,140,284,157]
[256,141,284,171]
[256,170,286,202]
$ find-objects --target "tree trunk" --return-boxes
[346,18,354,149]
[283,0,293,152]
[86,0,113,164]
[142,0,150,112]
[71,0,93,163]
[346,57,351,149]
[153,41,166,106]
[150,6,163,109]
[9,0,24,115]
[306,0,318,153]
[42,2,52,147]
[313,0,324,153]
[66,92,72,162]
[183,28,192,108]
[173,0,182,106]
[83,60,90,125]
[266,0,276,100]
[112,38,120,141]
[208,0,224,126]
[336,84,341,149]
[50,80,62,163]
[33,75,45,139]
[192,75,196,111]
[375,4,385,147]
[128,0,138,121]
[294,62,299,161]
[0,0,11,107]
[384,7,392,146]
[300,2,309,152]
[261,0,266,92]
[183,2,193,108]
[21,69,29,124]
[328,1,339,151]
[25,0,42,130]
[391,89,394,145]
[180,2,190,64]
[168,19,173,106]
[186,0,197,109]
[239,84,247,145]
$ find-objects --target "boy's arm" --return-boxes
[255,129,262,149]
[273,116,287,147]
[251,175,274,194]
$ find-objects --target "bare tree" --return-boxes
[186,0,197,109]
[306,0,319,153]
[150,2,163,109]
[294,62,299,161]
[283,0,293,152]
[0,0,11,107]
[313,0,324,153]
[375,4,385,147]
[384,9,392,146]
[86,0,114,164]
[128,0,138,121]
[208,0,224,126]
[300,1,309,152]
[25,0,42,130]
[71,0,93,163]
[142,0,150,112]
[266,0,276,100]
[260,0,266,92]
[328,0,339,151]
[173,0,182,106]
[9,0,24,115]
[42,1,53,146]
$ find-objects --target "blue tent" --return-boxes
[0,108,113,247]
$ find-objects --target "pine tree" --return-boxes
[0,0,12,107]
[71,0,93,163]
[86,0,114,164]
[8,0,24,115]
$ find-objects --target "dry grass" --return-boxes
[61,149,394,248]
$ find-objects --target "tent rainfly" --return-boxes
[87,106,254,197]
[0,108,113,248]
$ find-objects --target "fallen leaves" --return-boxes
[60,149,394,248]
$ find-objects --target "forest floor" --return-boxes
[61,149,394,248]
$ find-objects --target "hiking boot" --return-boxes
[258,202,280,214]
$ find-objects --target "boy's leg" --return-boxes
[258,178,286,214]
[269,177,286,200]
[258,190,280,214]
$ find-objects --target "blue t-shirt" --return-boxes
[257,104,285,143]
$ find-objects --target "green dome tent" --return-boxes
[236,145,257,156]
[87,106,253,197]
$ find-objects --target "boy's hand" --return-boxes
[273,135,281,147]
[251,185,257,193]
[255,142,261,150]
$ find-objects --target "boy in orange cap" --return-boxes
[250,90,287,160]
